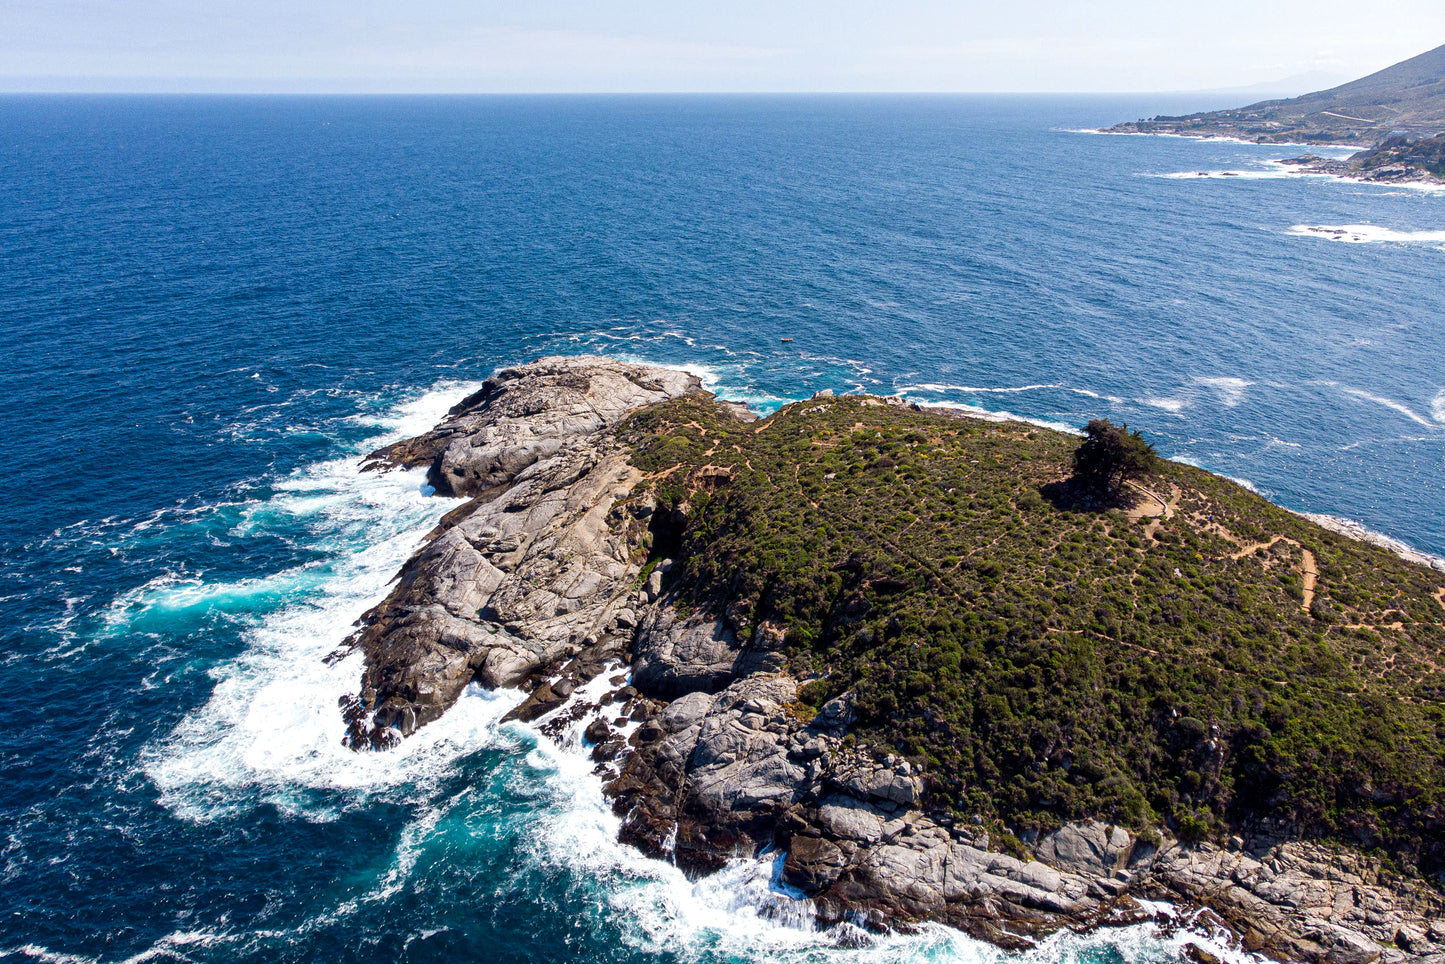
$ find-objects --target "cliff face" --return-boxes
[340,356,1445,963]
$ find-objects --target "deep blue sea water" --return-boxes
[1,95,1442,964]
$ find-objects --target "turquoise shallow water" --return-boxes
[0,94,1442,963]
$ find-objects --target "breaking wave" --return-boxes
[1287,224,1445,245]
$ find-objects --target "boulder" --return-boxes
[783,836,847,892]
[1036,820,1134,876]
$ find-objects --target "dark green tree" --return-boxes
[1073,418,1159,495]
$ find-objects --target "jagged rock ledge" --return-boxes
[335,356,1445,964]
[1278,152,1445,189]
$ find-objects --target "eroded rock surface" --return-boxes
[339,357,1445,962]
[364,354,701,498]
[339,356,700,748]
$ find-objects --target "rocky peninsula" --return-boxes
[338,356,1445,962]
[1104,43,1445,148]
[1278,138,1445,188]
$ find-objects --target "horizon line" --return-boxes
[0,87,1296,98]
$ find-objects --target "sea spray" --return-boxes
[511,671,1266,964]
[141,382,482,818]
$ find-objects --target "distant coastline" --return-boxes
[1102,41,1445,185]
[1090,126,1445,191]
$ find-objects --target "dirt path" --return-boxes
[1230,536,1317,613]
[1342,622,1405,633]
[1126,482,1181,541]
[1300,548,1318,613]
[1125,481,1174,519]
[1231,536,1283,561]
[1434,588,1445,613]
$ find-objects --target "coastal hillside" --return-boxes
[1108,42,1445,143]
[349,357,1445,960]
[623,391,1445,874]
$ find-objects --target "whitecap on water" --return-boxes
[1140,397,1188,414]
[1321,382,1439,430]
[1192,377,1251,408]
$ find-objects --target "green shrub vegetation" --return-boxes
[621,394,1445,878]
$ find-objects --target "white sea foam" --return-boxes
[2,945,96,964]
[1080,129,1268,146]
[1070,388,1127,404]
[1325,383,1439,429]
[1082,128,1363,152]
[888,382,1083,434]
[1194,376,1252,408]
[1432,389,1445,424]
[140,517,521,817]
[905,398,1083,436]
[141,382,504,820]
[1156,168,1301,181]
[902,382,1062,395]
[1141,396,1188,414]
[1332,176,1445,194]
[631,358,728,392]
[1224,474,1262,494]
[1169,456,1263,494]
[2,930,238,964]
[351,378,485,437]
[1287,223,1445,245]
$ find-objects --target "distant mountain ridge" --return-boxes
[1109,43,1445,144]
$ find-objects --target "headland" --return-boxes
[1104,43,1445,188]
[339,356,1445,962]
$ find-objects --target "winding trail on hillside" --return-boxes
[1228,536,1318,613]
[1230,536,1284,560]
[1125,481,1181,542]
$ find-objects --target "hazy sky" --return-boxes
[4,0,1443,93]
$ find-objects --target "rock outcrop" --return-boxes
[339,356,701,748]
[338,356,1445,962]
[1279,152,1445,188]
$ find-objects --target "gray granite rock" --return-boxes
[365,355,701,497]
[340,357,703,750]
[343,356,1445,962]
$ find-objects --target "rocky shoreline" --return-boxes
[1094,128,1445,190]
[1277,153,1445,189]
[337,356,1445,963]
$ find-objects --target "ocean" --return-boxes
[1,94,1441,963]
